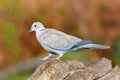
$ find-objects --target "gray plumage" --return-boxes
[29,22,110,60]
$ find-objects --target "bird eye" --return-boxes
[34,25,36,27]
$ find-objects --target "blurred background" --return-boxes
[0,0,120,80]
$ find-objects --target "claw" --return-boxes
[54,56,61,60]
[40,54,52,61]
[40,57,50,61]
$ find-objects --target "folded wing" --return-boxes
[41,29,82,51]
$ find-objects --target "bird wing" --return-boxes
[41,29,82,51]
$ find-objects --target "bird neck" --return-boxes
[36,27,45,37]
[40,28,45,31]
[39,25,45,31]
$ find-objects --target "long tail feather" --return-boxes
[79,44,110,49]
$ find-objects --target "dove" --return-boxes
[29,22,110,60]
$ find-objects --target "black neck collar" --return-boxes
[40,29,45,31]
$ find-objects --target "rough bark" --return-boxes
[28,58,120,80]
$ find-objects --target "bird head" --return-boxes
[29,22,45,32]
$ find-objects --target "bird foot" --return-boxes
[40,56,51,61]
[54,57,61,60]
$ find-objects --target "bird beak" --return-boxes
[29,29,32,32]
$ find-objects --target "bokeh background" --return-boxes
[0,0,120,80]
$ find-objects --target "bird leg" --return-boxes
[41,53,52,61]
[54,53,63,60]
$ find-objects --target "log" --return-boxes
[27,58,120,80]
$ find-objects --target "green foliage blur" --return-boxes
[6,71,31,80]
[0,0,120,80]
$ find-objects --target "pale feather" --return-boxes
[40,29,82,51]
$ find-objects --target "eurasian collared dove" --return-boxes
[29,22,110,60]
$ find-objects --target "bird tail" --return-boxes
[70,40,110,51]
[79,44,110,49]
